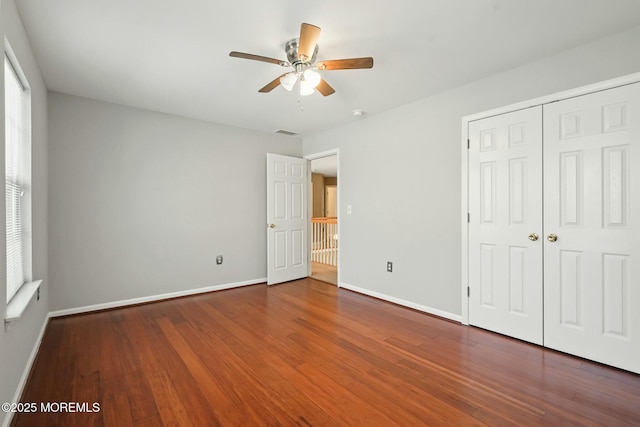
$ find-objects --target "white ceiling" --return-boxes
[15,0,640,136]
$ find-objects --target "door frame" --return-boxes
[304,148,340,287]
[460,72,640,326]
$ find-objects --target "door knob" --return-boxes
[267,224,276,228]
[528,233,539,241]
[547,233,558,242]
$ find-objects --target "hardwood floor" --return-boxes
[12,279,640,426]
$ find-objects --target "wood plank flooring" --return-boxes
[12,279,640,426]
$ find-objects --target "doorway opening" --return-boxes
[307,151,339,286]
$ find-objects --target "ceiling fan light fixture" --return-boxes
[303,69,321,88]
[280,72,297,91]
[299,79,315,96]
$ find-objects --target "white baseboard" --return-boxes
[48,278,266,318]
[338,282,462,323]
[2,315,49,427]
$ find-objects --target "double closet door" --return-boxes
[468,82,640,374]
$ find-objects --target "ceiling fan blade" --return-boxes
[298,23,321,61]
[229,51,288,67]
[259,73,288,93]
[316,79,335,97]
[316,57,374,70]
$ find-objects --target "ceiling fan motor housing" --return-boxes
[285,38,319,65]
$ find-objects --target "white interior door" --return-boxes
[543,82,640,373]
[468,106,544,345]
[267,153,308,285]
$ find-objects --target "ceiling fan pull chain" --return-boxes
[298,96,304,112]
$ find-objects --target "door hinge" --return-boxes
[467,213,470,223]
[467,139,470,149]
[467,286,470,297]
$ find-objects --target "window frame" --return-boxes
[4,42,39,325]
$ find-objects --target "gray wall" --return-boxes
[48,93,301,311]
[0,0,48,425]
[303,25,640,318]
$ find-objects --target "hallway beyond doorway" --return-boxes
[310,262,337,286]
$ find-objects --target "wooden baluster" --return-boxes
[322,221,327,265]
[312,221,315,263]
[330,222,335,266]
[317,221,320,263]
[335,221,338,266]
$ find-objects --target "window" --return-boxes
[5,52,31,305]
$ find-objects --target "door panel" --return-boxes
[543,82,640,373]
[468,106,543,345]
[267,153,308,285]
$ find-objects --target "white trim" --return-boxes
[460,71,640,327]
[2,316,49,427]
[48,278,266,318]
[4,38,31,92]
[304,148,341,287]
[461,119,470,325]
[462,72,640,123]
[304,148,340,161]
[340,282,461,323]
[5,280,42,322]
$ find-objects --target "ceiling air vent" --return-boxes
[275,129,298,136]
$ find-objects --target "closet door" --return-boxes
[468,106,543,345]
[544,82,640,373]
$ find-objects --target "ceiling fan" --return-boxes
[229,23,374,97]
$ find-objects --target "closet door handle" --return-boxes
[547,233,558,242]
[528,233,539,241]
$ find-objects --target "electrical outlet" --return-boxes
[386,261,393,272]
[216,255,223,265]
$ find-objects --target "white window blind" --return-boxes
[5,55,27,303]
